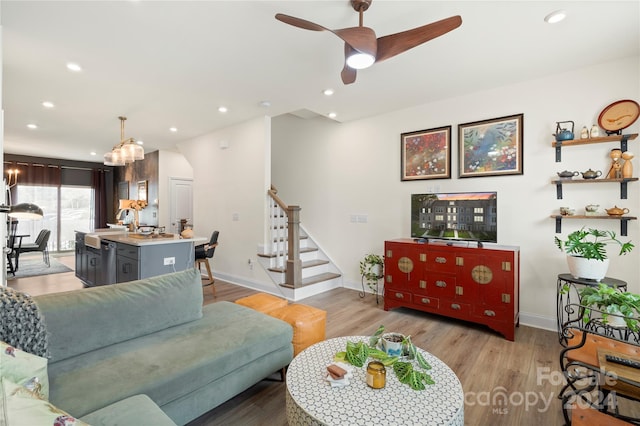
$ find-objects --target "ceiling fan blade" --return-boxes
[341,44,358,85]
[375,15,462,63]
[275,13,328,32]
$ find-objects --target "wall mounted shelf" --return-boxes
[552,177,638,199]
[550,214,637,236]
[552,133,638,162]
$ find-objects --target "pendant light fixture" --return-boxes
[104,116,144,166]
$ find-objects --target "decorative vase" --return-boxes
[580,126,589,139]
[590,125,600,138]
[606,313,627,328]
[622,151,634,178]
[566,255,609,281]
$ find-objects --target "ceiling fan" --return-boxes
[275,0,462,85]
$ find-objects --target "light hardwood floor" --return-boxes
[5,256,602,426]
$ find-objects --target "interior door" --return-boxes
[169,178,193,234]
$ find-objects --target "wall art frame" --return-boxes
[137,180,148,201]
[117,181,129,200]
[401,125,452,181]
[458,113,523,178]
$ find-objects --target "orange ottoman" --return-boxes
[235,293,288,314]
[269,304,326,357]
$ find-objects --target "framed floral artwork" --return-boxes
[401,125,451,181]
[458,113,523,178]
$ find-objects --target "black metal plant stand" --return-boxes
[359,274,381,305]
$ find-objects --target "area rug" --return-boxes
[8,256,73,279]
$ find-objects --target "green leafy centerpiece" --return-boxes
[334,325,435,390]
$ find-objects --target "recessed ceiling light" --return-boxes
[544,10,567,24]
[90,151,97,156]
[66,62,82,72]
[259,100,271,108]
[169,127,178,132]
[27,123,38,129]
[42,101,55,108]
[328,112,337,119]
[136,140,144,145]
[218,106,228,113]
[323,89,334,96]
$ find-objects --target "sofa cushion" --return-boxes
[81,394,177,426]
[48,301,293,418]
[35,268,203,362]
[0,377,89,426]
[0,341,49,399]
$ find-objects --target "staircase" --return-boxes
[257,186,342,300]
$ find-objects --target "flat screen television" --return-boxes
[411,192,497,243]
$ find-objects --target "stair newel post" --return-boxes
[286,205,302,288]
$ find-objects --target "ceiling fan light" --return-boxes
[346,52,375,70]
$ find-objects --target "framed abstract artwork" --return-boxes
[401,125,452,181]
[458,114,523,178]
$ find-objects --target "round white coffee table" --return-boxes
[285,336,464,425]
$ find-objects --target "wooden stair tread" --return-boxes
[268,259,329,273]
[279,272,341,289]
[258,247,317,258]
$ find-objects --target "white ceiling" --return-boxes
[2,1,639,163]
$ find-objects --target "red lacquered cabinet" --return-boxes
[384,239,520,341]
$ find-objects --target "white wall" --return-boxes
[177,116,275,290]
[272,56,640,330]
[157,150,193,229]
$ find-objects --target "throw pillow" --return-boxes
[0,341,49,399]
[0,377,90,426]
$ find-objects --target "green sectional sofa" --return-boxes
[33,268,294,425]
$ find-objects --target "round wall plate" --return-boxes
[598,99,640,133]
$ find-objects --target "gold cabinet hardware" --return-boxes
[451,303,461,310]
[386,249,393,258]
[419,280,426,289]
[455,286,463,295]
[502,293,511,303]
[456,257,464,266]
[484,310,496,317]
[395,292,404,299]
[386,275,392,283]
[421,298,431,304]
[435,280,447,288]
[435,256,447,264]
[420,253,426,262]
[502,261,511,271]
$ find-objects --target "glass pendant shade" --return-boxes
[120,143,135,163]
[104,151,125,166]
[133,143,144,161]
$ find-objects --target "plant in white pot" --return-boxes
[359,253,384,298]
[554,227,634,281]
[579,283,640,330]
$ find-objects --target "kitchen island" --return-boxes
[75,229,207,286]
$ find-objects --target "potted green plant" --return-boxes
[579,283,640,330]
[359,253,384,295]
[554,227,634,281]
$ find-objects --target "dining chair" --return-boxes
[16,229,51,268]
[6,219,20,276]
[195,231,219,295]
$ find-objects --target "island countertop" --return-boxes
[100,233,208,247]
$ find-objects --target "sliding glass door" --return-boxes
[15,185,93,252]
